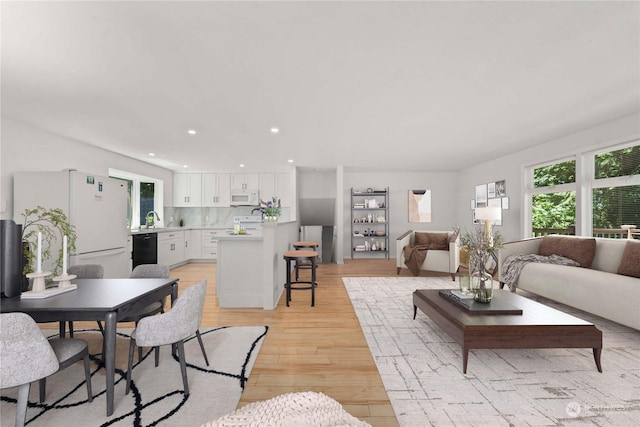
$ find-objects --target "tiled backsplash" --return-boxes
[164,207,291,228]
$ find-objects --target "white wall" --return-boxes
[343,171,459,259]
[4,113,637,250]
[457,113,640,242]
[1,117,173,221]
[298,170,337,198]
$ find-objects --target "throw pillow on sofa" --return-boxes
[617,240,640,278]
[414,232,449,250]
[538,235,596,268]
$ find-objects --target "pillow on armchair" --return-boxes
[414,232,449,250]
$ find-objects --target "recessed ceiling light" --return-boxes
[287,159,294,163]
[149,153,155,156]
[239,164,245,168]
[270,127,279,134]
[183,165,188,168]
[187,129,197,135]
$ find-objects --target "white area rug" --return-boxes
[343,276,640,426]
[1,326,267,427]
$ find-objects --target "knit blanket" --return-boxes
[502,253,580,292]
[403,245,430,276]
[202,391,371,427]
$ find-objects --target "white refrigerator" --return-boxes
[13,170,131,278]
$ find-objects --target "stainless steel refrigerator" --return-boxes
[13,170,130,278]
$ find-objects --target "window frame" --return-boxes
[524,139,639,238]
[109,168,164,229]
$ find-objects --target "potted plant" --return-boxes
[21,206,77,278]
[259,197,282,222]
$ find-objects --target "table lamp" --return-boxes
[475,207,502,242]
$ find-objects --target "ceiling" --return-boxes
[2,1,639,173]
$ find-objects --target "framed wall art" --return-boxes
[475,184,487,207]
[409,190,432,223]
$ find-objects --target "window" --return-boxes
[109,169,164,229]
[530,159,576,236]
[526,141,640,238]
[592,145,640,236]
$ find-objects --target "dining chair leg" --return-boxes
[126,338,136,395]
[68,321,74,338]
[176,340,189,397]
[135,321,144,362]
[195,329,210,366]
[16,383,30,427]
[38,377,47,403]
[154,346,160,367]
[83,353,93,402]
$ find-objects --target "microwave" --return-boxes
[230,189,259,206]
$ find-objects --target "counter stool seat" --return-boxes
[283,250,318,307]
[293,241,319,250]
[292,241,319,281]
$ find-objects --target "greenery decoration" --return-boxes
[256,197,282,218]
[459,225,503,274]
[21,206,76,277]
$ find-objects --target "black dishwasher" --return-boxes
[132,233,158,269]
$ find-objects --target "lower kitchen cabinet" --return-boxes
[157,230,185,266]
[201,229,226,260]
[185,229,202,259]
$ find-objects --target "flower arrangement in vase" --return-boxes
[256,197,282,222]
[459,225,503,302]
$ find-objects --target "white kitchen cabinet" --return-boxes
[260,173,292,207]
[185,229,202,260]
[202,173,231,207]
[230,173,259,191]
[157,230,185,266]
[201,229,227,260]
[173,173,202,207]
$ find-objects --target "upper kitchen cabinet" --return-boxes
[230,173,259,191]
[202,173,231,207]
[173,173,202,207]
[260,173,292,207]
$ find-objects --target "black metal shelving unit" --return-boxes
[350,187,389,259]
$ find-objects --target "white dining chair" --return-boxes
[1,313,59,427]
[126,279,207,397]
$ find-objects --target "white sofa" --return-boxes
[396,230,460,280]
[498,236,640,330]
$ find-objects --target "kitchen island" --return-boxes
[216,220,299,309]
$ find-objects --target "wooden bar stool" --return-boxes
[292,241,319,281]
[283,250,318,307]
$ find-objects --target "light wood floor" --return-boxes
[66,259,455,426]
[174,259,403,427]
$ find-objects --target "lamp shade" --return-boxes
[475,206,501,221]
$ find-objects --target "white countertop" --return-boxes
[130,226,230,235]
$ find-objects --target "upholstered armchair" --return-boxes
[396,230,460,280]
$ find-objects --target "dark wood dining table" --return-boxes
[0,278,179,416]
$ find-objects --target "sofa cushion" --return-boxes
[538,235,596,268]
[414,232,449,250]
[617,240,640,278]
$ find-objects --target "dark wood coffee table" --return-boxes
[413,289,603,374]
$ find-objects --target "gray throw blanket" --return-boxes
[502,253,580,292]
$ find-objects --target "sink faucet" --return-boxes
[145,211,161,229]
